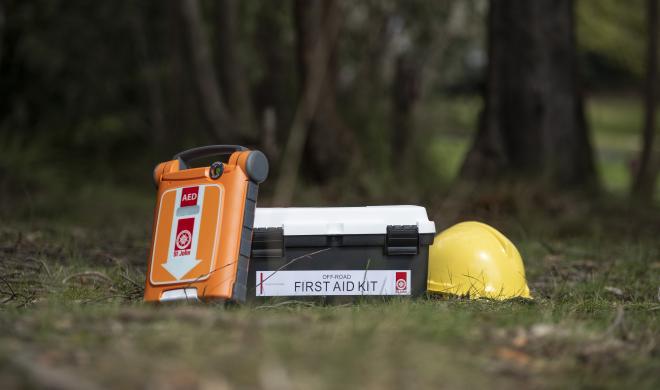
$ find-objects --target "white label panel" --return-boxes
[255,270,411,296]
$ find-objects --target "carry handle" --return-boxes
[173,145,247,169]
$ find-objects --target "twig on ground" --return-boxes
[0,273,42,305]
[0,274,17,297]
[120,272,142,289]
[15,290,37,308]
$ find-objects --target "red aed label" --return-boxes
[174,217,195,257]
[395,272,407,292]
[181,187,199,207]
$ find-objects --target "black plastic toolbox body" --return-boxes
[247,206,436,299]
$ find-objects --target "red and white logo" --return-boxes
[180,187,199,207]
[174,218,195,256]
[176,230,192,249]
[395,272,407,293]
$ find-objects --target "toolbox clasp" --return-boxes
[386,225,419,255]
[252,227,284,258]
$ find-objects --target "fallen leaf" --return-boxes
[604,286,624,297]
[24,231,43,243]
[511,330,528,347]
[496,347,531,366]
[530,323,557,338]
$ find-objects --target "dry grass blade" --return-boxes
[25,257,51,276]
[605,305,626,337]
[255,300,316,310]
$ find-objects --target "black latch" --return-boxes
[252,227,284,258]
[386,225,419,255]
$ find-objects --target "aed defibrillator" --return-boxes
[144,145,268,303]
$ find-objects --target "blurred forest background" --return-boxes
[1,2,659,388]
[2,0,660,216]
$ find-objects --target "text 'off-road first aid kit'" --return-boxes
[144,145,269,303]
[248,206,436,298]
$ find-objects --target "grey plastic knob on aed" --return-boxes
[246,151,269,183]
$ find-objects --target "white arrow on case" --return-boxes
[162,257,202,280]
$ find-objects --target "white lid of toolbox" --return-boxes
[254,206,436,236]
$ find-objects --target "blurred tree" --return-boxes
[179,0,239,142]
[632,0,659,201]
[252,1,296,163]
[0,1,147,165]
[295,0,356,181]
[389,1,463,177]
[214,0,257,138]
[577,0,646,89]
[0,1,4,65]
[461,0,598,189]
[164,0,202,154]
[130,1,167,151]
[273,0,352,205]
[391,53,420,171]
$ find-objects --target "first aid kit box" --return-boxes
[248,206,436,299]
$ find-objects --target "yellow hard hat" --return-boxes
[427,221,531,300]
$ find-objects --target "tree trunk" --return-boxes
[632,0,659,201]
[179,0,236,141]
[272,0,344,205]
[0,1,4,66]
[253,1,294,163]
[130,2,167,152]
[214,0,257,139]
[166,0,195,152]
[391,53,420,172]
[460,0,597,189]
[295,0,355,181]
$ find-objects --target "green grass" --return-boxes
[587,96,643,136]
[587,96,642,195]
[3,298,657,389]
[1,183,659,389]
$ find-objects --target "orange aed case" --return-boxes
[144,145,268,303]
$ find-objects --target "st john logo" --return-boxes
[174,218,194,257]
[395,271,407,293]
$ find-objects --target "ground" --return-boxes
[0,97,659,389]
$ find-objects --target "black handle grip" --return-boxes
[173,145,247,169]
